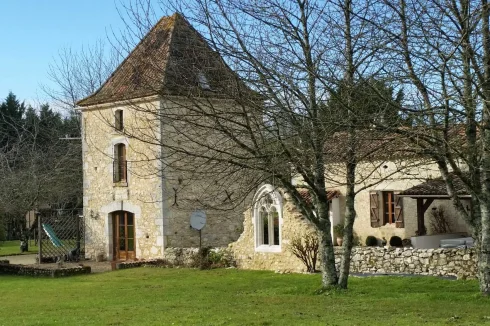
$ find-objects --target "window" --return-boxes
[115,110,123,131]
[113,143,127,183]
[383,191,395,225]
[370,191,404,228]
[254,185,282,252]
[197,72,211,90]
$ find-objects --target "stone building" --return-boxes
[231,134,471,272]
[77,13,247,261]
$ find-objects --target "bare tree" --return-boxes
[96,0,414,289]
[358,0,490,295]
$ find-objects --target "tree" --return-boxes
[101,0,413,289]
[48,0,438,291]
[0,94,82,240]
[355,0,490,295]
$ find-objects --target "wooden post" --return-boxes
[37,212,42,264]
[76,213,81,253]
[416,198,425,235]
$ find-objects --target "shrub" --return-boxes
[352,231,362,246]
[190,247,234,270]
[389,236,403,247]
[333,224,344,238]
[402,238,412,247]
[429,206,453,234]
[365,236,378,246]
[289,232,319,273]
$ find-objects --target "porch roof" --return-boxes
[398,174,470,198]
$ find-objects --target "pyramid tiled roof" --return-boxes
[77,13,249,107]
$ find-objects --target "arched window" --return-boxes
[254,185,282,252]
[113,143,127,182]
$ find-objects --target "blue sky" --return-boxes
[0,1,128,106]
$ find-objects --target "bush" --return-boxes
[429,206,453,234]
[352,231,362,246]
[365,236,378,246]
[389,236,403,247]
[333,224,344,238]
[190,247,234,270]
[289,232,319,273]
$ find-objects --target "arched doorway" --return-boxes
[112,211,135,260]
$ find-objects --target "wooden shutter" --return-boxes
[394,193,404,228]
[370,192,380,227]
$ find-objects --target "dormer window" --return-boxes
[197,72,211,90]
[115,110,124,131]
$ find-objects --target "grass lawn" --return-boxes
[0,268,489,325]
[0,240,38,256]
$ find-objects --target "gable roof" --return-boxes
[77,13,249,107]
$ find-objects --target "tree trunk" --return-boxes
[318,201,338,287]
[479,0,490,296]
[338,156,356,288]
[479,202,490,295]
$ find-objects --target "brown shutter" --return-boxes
[370,192,380,227]
[394,193,404,228]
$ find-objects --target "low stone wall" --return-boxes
[340,247,477,279]
[115,247,233,270]
[0,262,91,277]
[231,244,477,279]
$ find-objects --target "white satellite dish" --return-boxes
[190,210,206,230]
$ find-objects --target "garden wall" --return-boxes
[0,262,91,277]
[340,247,477,279]
[232,245,477,279]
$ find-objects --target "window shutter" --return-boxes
[394,193,404,228]
[370,192,380,228]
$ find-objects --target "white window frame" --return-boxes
[253,184,282,253]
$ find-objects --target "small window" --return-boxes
[115,110,123,131]
[197,72,211,90]
[113,143,127,183]
[254,185,282,252]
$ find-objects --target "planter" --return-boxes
[411,233,466,249]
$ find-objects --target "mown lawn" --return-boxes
[0,268,489,325]
[0,240,38,256]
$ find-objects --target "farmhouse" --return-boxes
[78,13,470,267]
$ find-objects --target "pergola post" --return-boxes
[416,198,434,235]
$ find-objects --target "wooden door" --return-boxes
[113,211,135,261]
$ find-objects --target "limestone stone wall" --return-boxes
[338,247,477,279]
[158,98,247,248]
[82,99,165,260]
[323,160,470,243]
[230,190,476,279]
[82,97,247,260]
[231,197,318,273]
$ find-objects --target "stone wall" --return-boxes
[0,262,91,277]
[339,247,477,279]
[231,199,319,273]
[82,100,165,260]
[82,98,246,260]
[323,160,470,242]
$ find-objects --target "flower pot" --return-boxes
[337,237,343,246]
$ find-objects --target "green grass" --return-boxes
[0,268,489,325]
[0,240,38,256]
